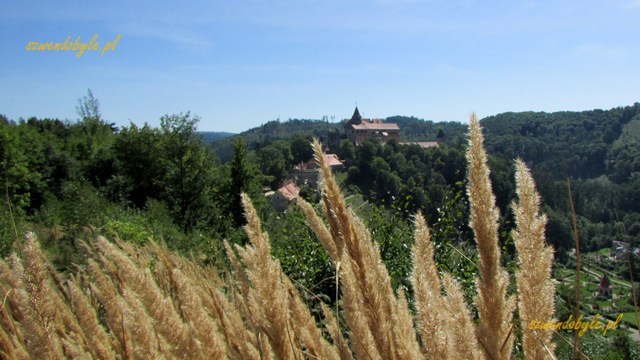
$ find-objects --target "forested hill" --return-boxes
[199,131,235,143]
[210,119,337,161]
[474,104,640,262]
[210,116,469,161]
[211,105,640,173]
[480,103,640,180]
[386,115,468,143]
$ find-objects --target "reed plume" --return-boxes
[467,113,515,359]
[410,212,450,358]
[512,159,556,358]
[64,278,116,360]
[233,192,339,359]
[302,138,422,360]
[19,232,67,358]
[442,273,483,360]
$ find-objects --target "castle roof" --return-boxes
[296,154,343,169]
[349,122,400,131]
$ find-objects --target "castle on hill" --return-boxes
[328,107,441,152]
[328,107,400,151]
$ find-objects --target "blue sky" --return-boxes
[1,1,639,133]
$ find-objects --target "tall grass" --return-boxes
[0,115,556,359]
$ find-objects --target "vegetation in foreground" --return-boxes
[2,92,640,358]
[1,115,559,359]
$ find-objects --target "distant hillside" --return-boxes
[209,118,337,162]
[480,103,640,180]
[613,114,640,149]
[210,116,469,161]
[386,115,468,144]
[199,131,235,144]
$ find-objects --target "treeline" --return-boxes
[0,92,269,268]
[338,139,468,218]
[0,93,376,300]
[210,118,336,161]
[386,115,468,144]
[209,114,468,162]
[481,104,640,179]
[0,93,483,299]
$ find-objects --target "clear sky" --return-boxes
[1,1,639,133]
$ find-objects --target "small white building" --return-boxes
[271,181,300,212]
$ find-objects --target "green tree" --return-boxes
[112,123,164,207]
[69,90,118,187]
[228,137,260,228]
[0,122,36,211]
[257,144,288,188]
[159,113,218,231]
[338,139,356,165]
[290,135,313,164]
[0,122,34,254]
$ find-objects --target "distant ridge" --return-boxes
[198,131,236,144]
[207,116,469,161]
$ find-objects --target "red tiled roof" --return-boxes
[277,182,300,201]
[322,154,342,167]
[302,154,343,169]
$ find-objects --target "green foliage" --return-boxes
[344,138,467,223]
[199,131,235,143]
[158,113,218,231]
[385,115,468,145]
[482,105,640,179]
[227,137,261,228]
[0,182,23,256]
[0,121,37,212]
[0,92,244,262]
[429,184,478,300]
[290,134,314,164]
[104,216,153,245]
[365,203,414,291]
[266,206,334,301]
[210,118,336,162]
[257,140,292,188]
[338,139,356,165]
[112,123,163,207]
[479,104,640,262]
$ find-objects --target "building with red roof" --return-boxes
[271,180,300,212]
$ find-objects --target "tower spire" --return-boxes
[350,105,362,124]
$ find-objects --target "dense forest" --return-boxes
[481,105,640,265]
